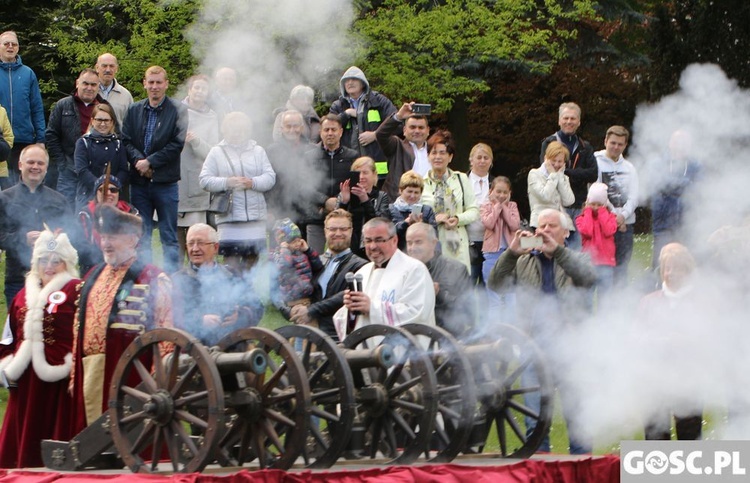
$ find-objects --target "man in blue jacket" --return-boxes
[0,31,46,190]
[122,65,187,272]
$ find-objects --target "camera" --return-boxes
[412,103,431,115]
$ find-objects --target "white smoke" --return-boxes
[185,0,358,137]
[554,63,750,448]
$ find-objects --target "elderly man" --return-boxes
[70,204,173,430]
[376,103,431,200]
[489,208,596,454]
[122,65,187,272]
[333,218,434,339]
[290,209,367,340]
[540,102,598,249]
[406,222,475,337]
[95,53,133,128]
[46,68,106,205]
[0,145,71,307]
[171,223,263,345]
[0,31,46,189]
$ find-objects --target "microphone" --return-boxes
[345,272,362,318]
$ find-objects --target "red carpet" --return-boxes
[0,457,621,483]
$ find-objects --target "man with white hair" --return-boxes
[333,217,434,339]
[171,223,263,345]
[95,53,133,128]
[489,208,596,455]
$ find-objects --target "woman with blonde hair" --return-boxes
[527,141,575,230]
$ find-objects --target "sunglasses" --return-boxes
[98,186,120,194]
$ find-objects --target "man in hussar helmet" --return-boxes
[69,204,173,430]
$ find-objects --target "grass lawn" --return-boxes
[0,234,659,454]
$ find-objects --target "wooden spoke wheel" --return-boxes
[401,323,477,462]
[464,324,553,458]
[342,325,437,465]
[215,327,311,470]
[108,328,225,473]
[276,325,355,468]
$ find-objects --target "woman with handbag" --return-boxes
[199,111,276,273]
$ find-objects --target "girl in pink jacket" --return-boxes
[480,176,521,284]
[575,182,618,292]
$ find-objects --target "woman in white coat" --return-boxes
[199,112,276,272]
[528,141,575,230]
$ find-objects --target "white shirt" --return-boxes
[468,172,490,242]
[410,142,430,176]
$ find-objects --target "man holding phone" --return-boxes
[376,102,431,200]
[487,208,596,455]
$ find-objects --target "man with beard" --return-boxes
[289,209,367,341]
[69,204,173,430]
[333,217,434,339]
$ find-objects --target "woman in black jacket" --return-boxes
[73,104,129,209]
[336,156,390,257]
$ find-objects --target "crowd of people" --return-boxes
[0,28,711,468]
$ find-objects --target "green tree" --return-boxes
[353,0,597,114]
[47,0,200,97]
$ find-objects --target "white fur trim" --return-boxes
[3,272,74,382]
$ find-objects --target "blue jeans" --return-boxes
[130,182,179,272]
[4,280,23,314]
[482,249,517,327]
[614,224,634,285]
[56,166,77,208]
[565,208,582,250]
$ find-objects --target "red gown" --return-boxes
[0,277,81,468]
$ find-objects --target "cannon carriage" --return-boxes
[42,322,552,473]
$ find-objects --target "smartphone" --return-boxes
[412,103,431,115]
[519,235,543,250]
[411,203,422,216]
[348,171,360,186]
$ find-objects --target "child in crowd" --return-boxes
[272,218,323,320]
[480,176,521,283]
[480,176,520,325]
[575,182,618,292]
[388,170,438,250]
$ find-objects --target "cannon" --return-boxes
[42,321,552,473]
[41,327,310,473]
[275,322,551,467]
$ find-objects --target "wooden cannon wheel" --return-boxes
[108,328,225,473]
[400,323,477,463]
[464,323,553,458]
[342,324,438,465]
[276,325,356,468]
[215,327,311,470]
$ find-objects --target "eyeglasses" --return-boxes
[325,226,352,232]
[187,241,216,248]
[363,236,394,245]
[98,186,119,193]
[93,118,112,123]
[39,256,63,267]
[2,42,18,47]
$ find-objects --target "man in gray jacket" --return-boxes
[489,208,596,455]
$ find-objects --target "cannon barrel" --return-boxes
[340,344,394,370]
[210,347,268,375]
[462,339,512,365]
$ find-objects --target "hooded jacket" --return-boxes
[329,66,396,162]
[0,55,46,144]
